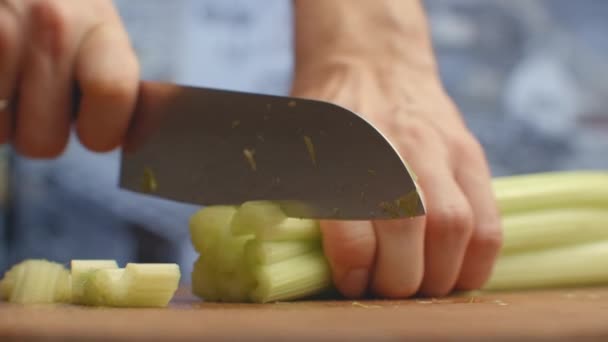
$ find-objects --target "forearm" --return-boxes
[293,0,439,78]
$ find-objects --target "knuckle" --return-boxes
[85,75,137,107]
[451,134,486,165]
[0,14,17,59]
[470,223,504,254]
[30,0,70,54]
[322,224,376,268]
[427,203,474,240]
[396,117,436,147]
[16,138,67,158]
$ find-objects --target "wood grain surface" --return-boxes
[2,287,608,341]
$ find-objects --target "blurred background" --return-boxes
[1,0,607,279]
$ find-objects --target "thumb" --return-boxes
[320,220,377,298]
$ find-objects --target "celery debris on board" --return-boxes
[1,259,181,307]
[190,171,608,302]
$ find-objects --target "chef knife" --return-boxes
[118,81,425,220]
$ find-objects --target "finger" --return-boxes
[0,6,21,143]
[75,21,139,152]
[417,167,474,296]
[370,216,425,298]
[320,220,376,298]
[454,144,503,290]
[397,119,474,297]
[14,0,72,158]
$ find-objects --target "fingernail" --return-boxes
[342,268,369,296]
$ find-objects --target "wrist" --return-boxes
[293,0,439,81]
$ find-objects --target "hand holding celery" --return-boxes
[190,171,608,302]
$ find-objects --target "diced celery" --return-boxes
[6,259,70,304]
[86,263,181,307]
[71,260,118,304]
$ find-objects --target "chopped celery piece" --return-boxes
[189,206,237,254]
[493,171,608,215]
[86,263,181,307]
[119,263,181,307]
[4,259,70,304]
[84,269,124,306]
[0,264,20,300]
[244,240,321,265]
[71,260,118,304]
[485,240,608,291]
[501,209,608,255]
[250,252,331,303]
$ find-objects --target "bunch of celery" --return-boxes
[190,171,608,302]
[484,171,608,290]
[1,259,181,307]
[189,202,331,303]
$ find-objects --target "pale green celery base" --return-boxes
[216,234,254,273]
[250,251,331,303]
[245,240,321,265]
[230,201,286,236]
[501,208,608,255]
[189,206,237,253]
[493,171,608,215]
[485,240,608,291]
[257,218,321,241]
[192,258,220,301]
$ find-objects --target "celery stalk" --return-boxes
[250,251,332,303]
[244,240,321,265]
[485,240,608,291]
[493,171,608,215]
[501,209,608,255]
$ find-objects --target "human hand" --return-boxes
[291,58,503,298]
[0,0,139,157]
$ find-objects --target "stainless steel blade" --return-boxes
[119,81,425,220]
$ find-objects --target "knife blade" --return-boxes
[118,81,425,220]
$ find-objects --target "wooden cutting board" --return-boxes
[2,287,608,341]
